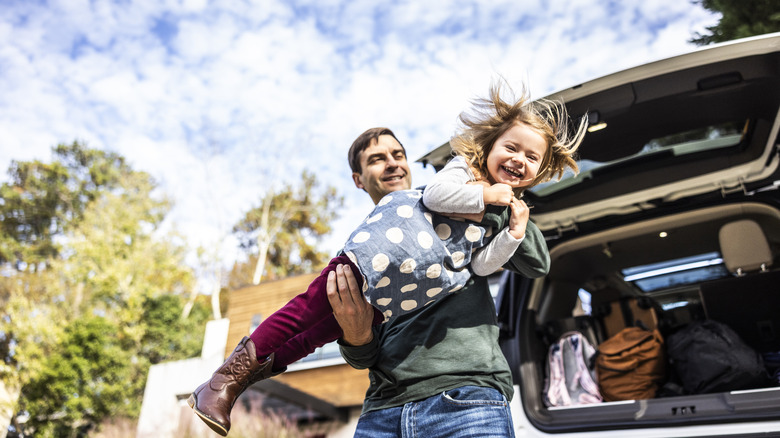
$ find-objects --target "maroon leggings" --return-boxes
[249,255,383,370]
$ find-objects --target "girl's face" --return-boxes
[486,122,547,188]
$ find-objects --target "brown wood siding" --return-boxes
[224,273,369,407]
[276,365,370,407]
[225,274,320,353]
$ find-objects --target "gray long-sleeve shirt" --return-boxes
[423,156,523,276]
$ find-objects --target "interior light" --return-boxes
[659,231,668,238]
[587,122,607,133]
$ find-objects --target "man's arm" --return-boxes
[326,264,380,368]
[502,219,550,278]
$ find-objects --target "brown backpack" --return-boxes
[595,327,666,401]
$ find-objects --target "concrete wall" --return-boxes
[136,318,230,438]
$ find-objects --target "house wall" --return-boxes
[226,275,370,408]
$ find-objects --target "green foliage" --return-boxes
[0,142,209,435]
[232,169,343,285]
[691,0,780,45]
[19,316,133,436]
[0,142,132,270]
[139,294,210,365]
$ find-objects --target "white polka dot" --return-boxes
[444,267,454,278]
[407,191,422,199]
[451,251,465,267]
[417,231,433,249]
[386,227,404,243]
[378,195,393,206]
[401,300,418,311]
[401,283,418,293]
[397,205,414,218]
[424,212,433,224]
[424,300,435,307]
[372,253,390,272]
[383,310,392,322]
[426,287,443,297]
[465,224,482,242]
[426,264,442,279]
[435,223,451,240]
[352,231,370,243]
[366,212,383,224]
[450,284,463,292]
[376,297,392,306]
[362,280,368,293]
[485,227,493,238]
[400,258,416,274]
[345,251,358,266]
[376,276,391,288]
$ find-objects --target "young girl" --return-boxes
[189,82,586,436]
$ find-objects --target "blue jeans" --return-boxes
[354,386,515,438]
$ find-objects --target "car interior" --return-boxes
[509,201,780,430]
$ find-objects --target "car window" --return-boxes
[528,120,747,197]
[621,251,729,293]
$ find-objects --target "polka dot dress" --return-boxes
[343,189,493,323]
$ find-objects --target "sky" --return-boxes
[0,0,719,289]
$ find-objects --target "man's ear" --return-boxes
[352,172,365,190]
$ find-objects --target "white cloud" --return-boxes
[0,0,720,276]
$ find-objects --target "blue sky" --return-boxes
[0,0,718,287]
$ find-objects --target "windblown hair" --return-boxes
[449,81,587,195]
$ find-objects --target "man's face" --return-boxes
[352,134,412,204]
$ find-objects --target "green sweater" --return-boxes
[339,206,550,414]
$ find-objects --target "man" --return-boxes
[326,127,550,437]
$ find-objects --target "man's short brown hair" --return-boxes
[348,127,405,173]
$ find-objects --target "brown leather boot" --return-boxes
[187,337,282,436]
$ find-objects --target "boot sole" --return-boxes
[187,394,229,437]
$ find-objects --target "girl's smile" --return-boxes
[486,122,547,188]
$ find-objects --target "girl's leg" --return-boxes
[249,254,360,361]
[274,306,384,369]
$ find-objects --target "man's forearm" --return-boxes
[339,328,380,369]
[503,220,550,278]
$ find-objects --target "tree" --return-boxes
[690,0,780,45]
[18,316,133,436]
[232,170,343,286]
[0,143,210,435]
[0,142,132,271]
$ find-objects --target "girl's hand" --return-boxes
[508,197,530,240]
[483,183,514,206]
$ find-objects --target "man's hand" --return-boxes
[327,264,375,346]
[508,197,530,240]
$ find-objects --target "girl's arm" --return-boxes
[422,156,485,214]
[470,228,523,276]
[470,197,529,276]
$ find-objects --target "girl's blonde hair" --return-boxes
[450,80,587,195]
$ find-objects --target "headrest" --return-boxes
[719,219,773,274]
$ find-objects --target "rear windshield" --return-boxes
[528,121,747,197]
